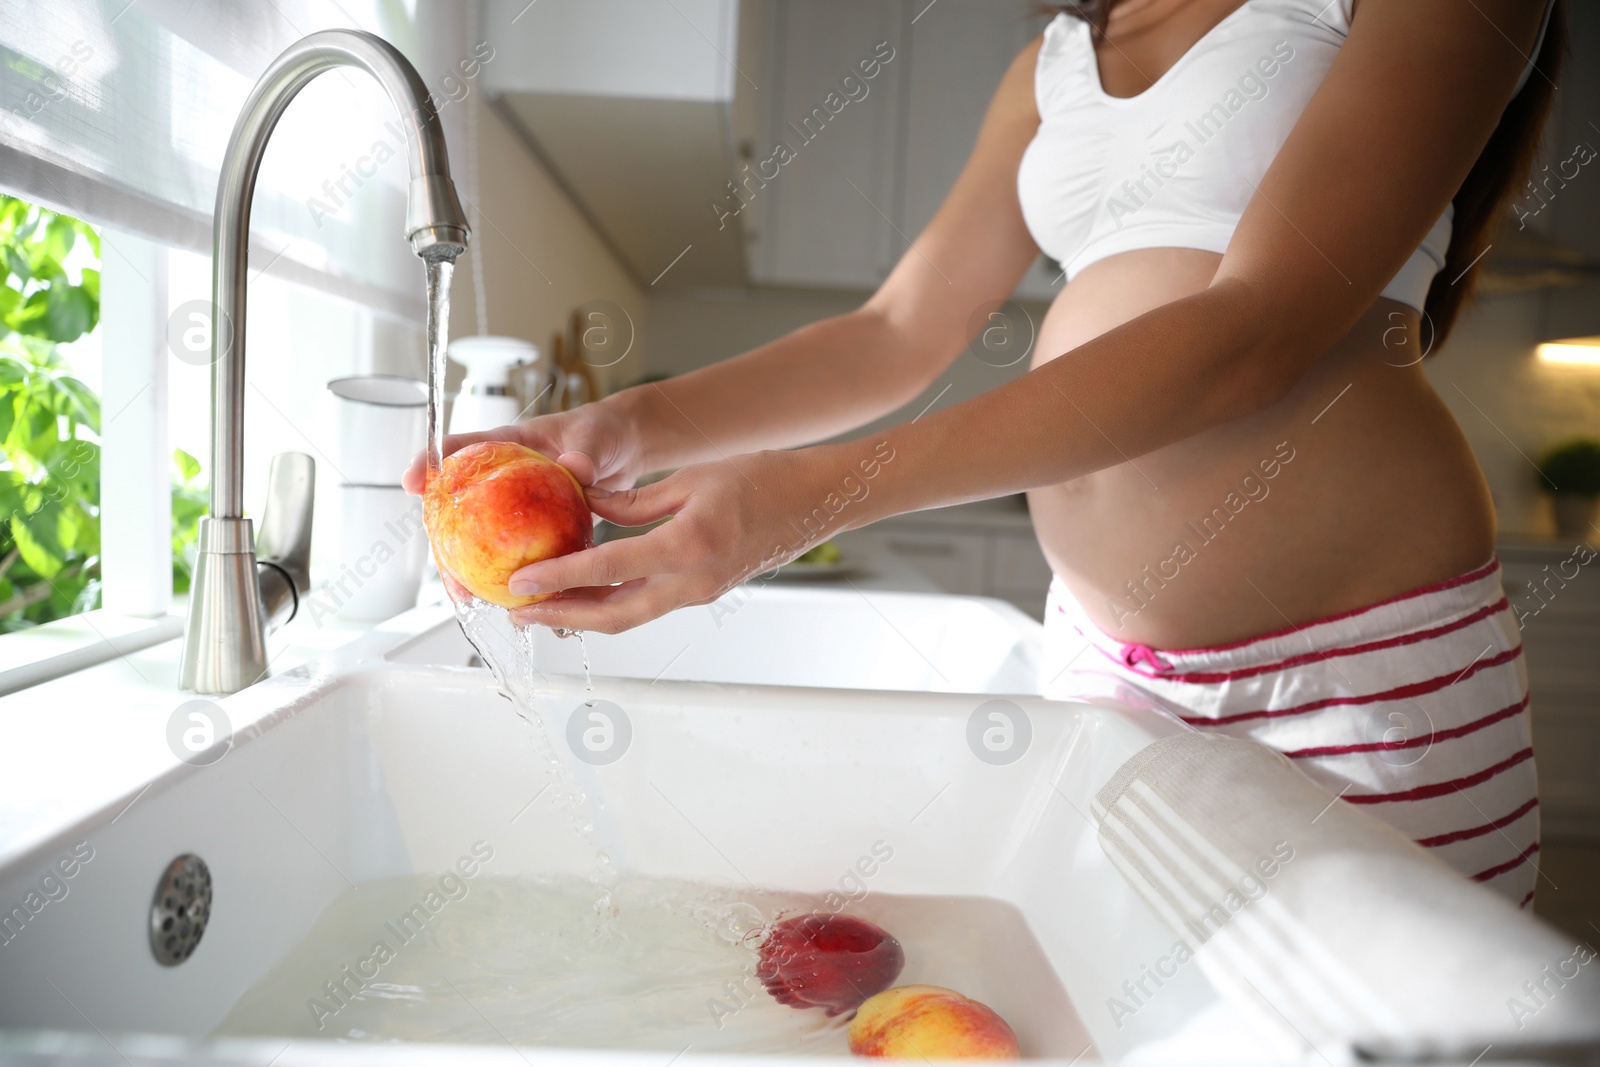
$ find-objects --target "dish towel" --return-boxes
[1093,732,1600,1060]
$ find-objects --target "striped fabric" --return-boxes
[1043,558,1539,907]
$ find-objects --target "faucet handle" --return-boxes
[256,452,315,632]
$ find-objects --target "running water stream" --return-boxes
[423,252,456,476]
[421,250,616,924]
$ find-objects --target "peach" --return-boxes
[757,914,904,1016]
[423,441,593,608]
[847,985,1019,1060]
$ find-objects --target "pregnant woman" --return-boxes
[408,0,1561,905]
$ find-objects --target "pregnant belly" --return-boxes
[1027,249,1495,648]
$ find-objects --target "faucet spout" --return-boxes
[210,29,468,519]
[181,30,470,694]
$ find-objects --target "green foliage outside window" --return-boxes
[0,194,205,628]
[0,195,102,627]
[171,448,208,596]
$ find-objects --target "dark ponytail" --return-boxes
[1049,0,1568,351]
[1424,4,1565,348]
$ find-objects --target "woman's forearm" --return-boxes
[604,305,945,476]
[824,280,1291,527]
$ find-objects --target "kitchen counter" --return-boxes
[767,529,943,594]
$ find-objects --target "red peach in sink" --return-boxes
[756,914,904,1016]
[423,441,592,608]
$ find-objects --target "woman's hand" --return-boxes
[401,398,644,495]
[504,448,842,634]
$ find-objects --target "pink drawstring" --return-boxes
[1121,642,1174,673]
[1054,579,1176,674]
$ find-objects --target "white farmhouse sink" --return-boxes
[388,585,1045,694]
[0,595,1289,1065]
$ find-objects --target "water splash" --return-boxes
[579,632,593,704]
[452,597,620,935]
[552,628,595,704]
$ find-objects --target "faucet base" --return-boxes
[180,517,268,694]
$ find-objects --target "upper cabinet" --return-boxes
[482,0,1055,298]
[748,0,1056,299]
[483,0,757,289]
[484,0,743,101]
[746,1,906,289]
[902,1,1061,301]
[899,0,1037,251]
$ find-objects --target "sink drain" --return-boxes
[149,854,212,966]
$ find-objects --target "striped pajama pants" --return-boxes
[1043,557,1539,907]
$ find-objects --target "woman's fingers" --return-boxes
[511,578,678,634]
[403,406,638,497]
[438,568,473,605]
[400,433,599,495]
[499,450,806,635]
[507,532,664,599]
[540,413,634,487]
[586,478,682,528]
[517,422,625,487]
[555,450,598,486]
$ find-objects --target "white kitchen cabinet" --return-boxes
[899,0,1035,239]
[481,0,1063,294]
[1500,544,1600,842]
[871,500,1050,618]
[902,0,1062,303]
[750,0,1055,296]
[880,529,990,595]
[750,0,907,288]
[485,0,741,101]
[991,530,1055,617]
[485,0,758,287]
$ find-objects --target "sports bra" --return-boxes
[1016,0,1554,312]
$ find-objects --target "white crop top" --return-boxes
[1017,0,1551,312]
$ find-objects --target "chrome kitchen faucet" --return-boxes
[181,30,470,694]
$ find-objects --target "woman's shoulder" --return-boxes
[1034,10,1079,67]
[1028,12,1089,115]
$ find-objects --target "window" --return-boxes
[0,194,218,633]
[0,1,446,687]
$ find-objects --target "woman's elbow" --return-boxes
[851,301,966,402]
[1207,278,1330,417]
[1234,345,1312,417]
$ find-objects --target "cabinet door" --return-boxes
[1531,697,1600,836]
[991,532,1053,594]
[751,0,906,287]
[901,1,1054,300]
[899,0,1035,239]
[881,530,988,595]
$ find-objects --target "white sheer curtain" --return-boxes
[0,0,442,321]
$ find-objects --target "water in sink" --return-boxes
[368,539,1082,1056]
[212,874,1080,1057]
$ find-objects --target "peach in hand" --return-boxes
[423,441,593,608]
[847,985,1019,1060]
